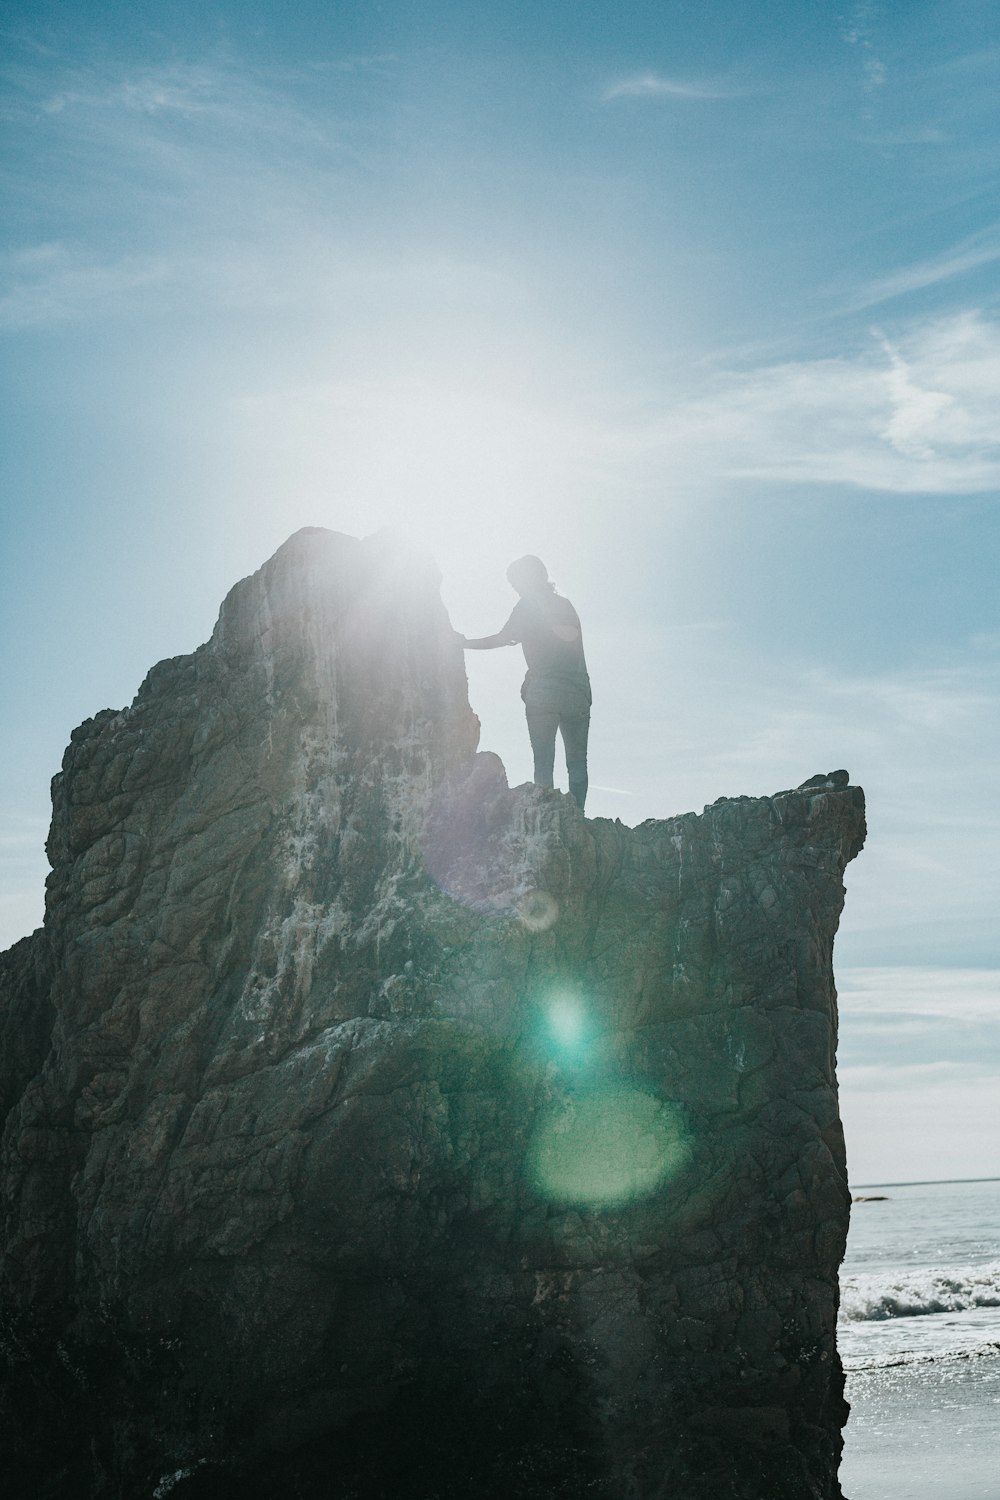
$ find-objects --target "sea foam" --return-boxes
[840,1260,1000,1322]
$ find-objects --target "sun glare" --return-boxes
[230,356,600,579]
[526,1084,691,1209]
[547,994,587,1049]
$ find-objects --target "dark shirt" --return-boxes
[501,591,590,686]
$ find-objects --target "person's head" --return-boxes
[506,554,552,598]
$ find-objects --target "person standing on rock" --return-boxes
[459,555,591,812]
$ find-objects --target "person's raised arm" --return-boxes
[458,605,520,651]
[458,630,514,650]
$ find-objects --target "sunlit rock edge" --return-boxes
[0,528,865,1500]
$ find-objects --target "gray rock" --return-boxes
[0,528,865,1498]
[798,770,851,790]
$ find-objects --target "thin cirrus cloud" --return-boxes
[0,240,520,328]
[681,654,998,829]
[859,127,948,147]
[5,181,999,504]
[841,227,1000,311]
[0,245,173,328]
[836,973,1000,1118]
[623,642,999,968]
[605,622,999,873]
[629,313,1000,495]
[837,967,1000,1024]
[41,68,240,119]
[839,0,887,93]
[32,58,347,144]
[4,56,356,232]
[224,313,1000,556]
[600,72,737,103]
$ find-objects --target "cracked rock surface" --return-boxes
[0,528,865,1498]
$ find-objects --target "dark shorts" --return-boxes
[521,670,592,716]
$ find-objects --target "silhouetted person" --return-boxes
[460,555,591,811]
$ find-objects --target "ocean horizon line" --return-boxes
[851,1175,1000,1189]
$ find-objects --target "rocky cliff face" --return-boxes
[0,529,865,1499]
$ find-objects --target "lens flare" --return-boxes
[526,1085,690,1208]
[517,889,559,932]
[548,1002,587,1050]
[539,990,593,1062]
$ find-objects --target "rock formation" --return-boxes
[0,528,865,1499]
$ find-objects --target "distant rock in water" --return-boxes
[0,529,865,1499]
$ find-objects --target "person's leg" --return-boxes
[560,711,591,811]
[525,705,559,788]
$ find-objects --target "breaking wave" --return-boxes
[840,1261,1000,1322]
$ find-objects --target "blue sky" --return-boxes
[2,0,998,1181]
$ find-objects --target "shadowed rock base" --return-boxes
[0,530,864,1499]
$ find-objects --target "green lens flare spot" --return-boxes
[527,1085,690,1208]
[548,996,586,1048]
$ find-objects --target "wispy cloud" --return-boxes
[592,625,1000,981]
[2,52,358,234]
[0,238,522,328]
[840,1,887,93]
[0,51,395,328]
[0,244,172,327]
[1,50,537,332]
[601,72,735,103]
[841,1060,1000,1091]
[678,651,1000,811]
[873,329,955,460]
[843,228,1000,311]
[838,967,1000,1024]
[15,55,349,145]
[307,54,398,75]
[41,65,241,119]
[860,126,948,147]
[627,313,1000,494]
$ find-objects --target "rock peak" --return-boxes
[1,531,864,1499]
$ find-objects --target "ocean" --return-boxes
[838,1177,1000,1500]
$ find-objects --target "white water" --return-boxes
[841,1261,1000,1324]
[840,1178,1000,1498]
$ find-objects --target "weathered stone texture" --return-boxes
[0,528,864,1498]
